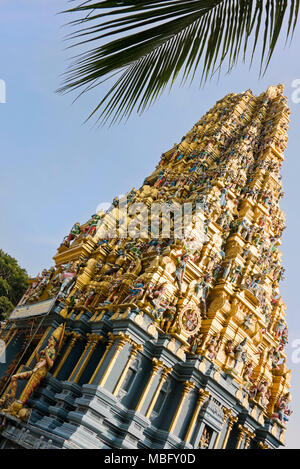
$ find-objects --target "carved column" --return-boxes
[70,334,103,383]
[113,343,143,397]
[88,333,115,384]
[184,388,210,444]
[235,424,246,449]
[169,381,195,434]
[213,408,232,449]
[53,332,81,379]
[145,366,172,418]
[136,358,162,412]
[244,430,255,449]
[221,415,237,449]
[98,333,129,388]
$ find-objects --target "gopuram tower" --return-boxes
[0,85,292,450]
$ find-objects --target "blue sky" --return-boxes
[1,1,300,448]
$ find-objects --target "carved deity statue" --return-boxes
[0,324,65,420]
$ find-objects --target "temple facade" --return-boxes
[0,85,291,450]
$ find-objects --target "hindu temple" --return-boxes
[0,85,291,449]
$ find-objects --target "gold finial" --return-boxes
[266,84,284,98]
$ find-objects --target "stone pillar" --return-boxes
[113,343,143,397]
[135,358,162,413]
[244,430,255,449]
[184,389,210,444]
[235,424,246,449]
[221,415,237,449]
[98,333,129,387]
[145,366,172,418]
[53,332,81,379]
[213,408,231,449]
[169,381,195,434]
[69,334,103,383]
[88,334,116,384]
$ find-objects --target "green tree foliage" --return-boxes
[59,0,300,125]
[0,250,28,319]
[0,297,14,319]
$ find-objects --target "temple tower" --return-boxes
[0,85,291,450]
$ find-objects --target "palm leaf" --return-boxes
[58,0,299,125]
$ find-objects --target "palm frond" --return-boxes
[59,0,299,125]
